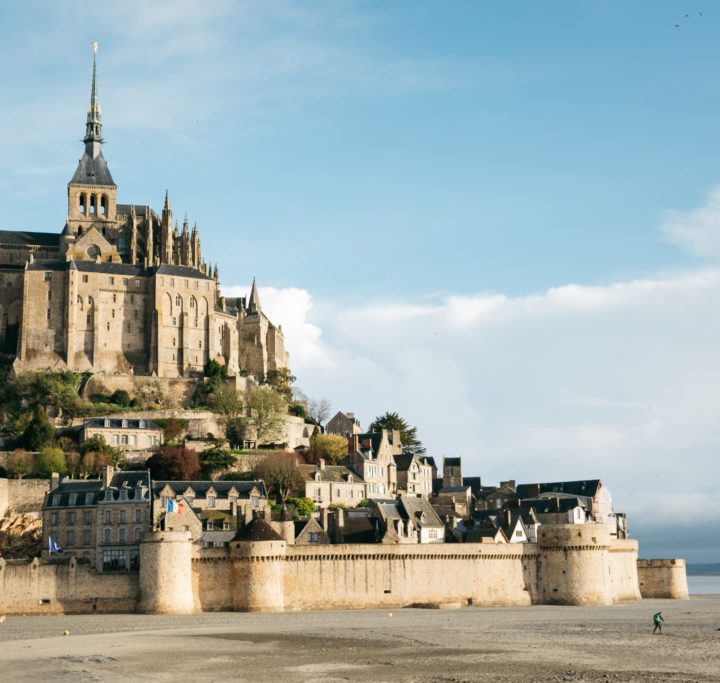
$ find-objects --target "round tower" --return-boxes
[138,530,195,614]
[537,524,613,606]
[231,518,287,612]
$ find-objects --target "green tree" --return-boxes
[22,406,55,451]
[199,448,236,479]
[264,368,296,401]
[246,386,287,444]
[287,496,315,517]
[6,449,33,479]
[368,411,425,456]
[110,389,131,407]
[36,447,67,478]
[79,435,126,468]
[309,433,348,464]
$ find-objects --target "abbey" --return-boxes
[0,50,288,380]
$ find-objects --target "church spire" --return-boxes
[248,277,261,313]
[83,42,104,158]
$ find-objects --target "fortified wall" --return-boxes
[0,478,50,517]
[637,559,689,600]
[2,523,680,615]
[0,524,689,615]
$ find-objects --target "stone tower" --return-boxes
[66,43,117,237]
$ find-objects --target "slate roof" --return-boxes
[70,151,116,186]
[519,496,588,514]
[27,260,151,276]
[438,486,470,494]
[340,516,379,543]
[516,480,601,500]
[235,518,283,542]
[401,496,444,528]
[46,480,104,508]
[462,476,482,497]
[0,230,60,247]
[45,470,150,507]
[394,453,434,472]
[156,263,212,280]
[444,457,462,467]
[153,480,266,499]
[83,418,162,431]
[299,464,364,483]
[116,204,156,218]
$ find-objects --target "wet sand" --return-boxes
[0,597,718,682]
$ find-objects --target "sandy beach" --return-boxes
[0,597,718,682]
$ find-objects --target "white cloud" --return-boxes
[225,265,720,560]
[662,187,720,260]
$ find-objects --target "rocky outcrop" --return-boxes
[0,513,42,559]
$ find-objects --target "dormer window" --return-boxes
[52,495,60,506]
[85,493,93,505]
[138,420,145,429]
[207,496,216,509]
[121,419,128,428]
[68,494,76,505]
[104,419,110,428]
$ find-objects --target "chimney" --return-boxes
[321,507,329,531]
[349,435,359,453]
[51,472,60,490]
[346,412,354,419]
[264,506,272,522]
[318,458,326,471]
[102,465,114,488]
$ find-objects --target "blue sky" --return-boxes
[2,1,720,561]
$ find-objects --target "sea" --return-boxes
[688,576,720,595]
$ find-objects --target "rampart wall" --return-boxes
[0,478,50,517]
[0,526,686,615]
[0,557,137,614]
[637,559,689,600]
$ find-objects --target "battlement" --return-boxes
[637,558,689,600]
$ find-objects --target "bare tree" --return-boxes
[307,397,332,426]
[246,386,287,444]
[252,452,303,503]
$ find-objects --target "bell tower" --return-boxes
[66,42,117,236]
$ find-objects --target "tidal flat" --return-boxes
[0,597,718,682]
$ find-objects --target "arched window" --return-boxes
[100,195,107,216]
[90,195,97,216]
[175,294,181,307]
[79,194,86,215]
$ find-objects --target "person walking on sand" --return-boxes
[653,611,665,634]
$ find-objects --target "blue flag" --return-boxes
[48,536,63,554]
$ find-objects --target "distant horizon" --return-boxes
[2,1,719,562]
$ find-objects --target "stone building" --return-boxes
[2,48,289,382]
[42,467,151,571]
[297,460,366,509]
[394,453,434,496]
[345,430,401,497]
[151,480,267,528]
[325,411,362,437]
[80,417,163,452]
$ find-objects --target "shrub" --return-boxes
[110,389,131,407]
[146,446,200,480]
[22,406,55,451]
[36,447,67,478]
[287,497,315,517]
[79,435,125,468]
[7,449,33,479]
[309,433,348,464]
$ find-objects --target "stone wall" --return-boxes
[81,375,198,409]
[0,526,689,616]
[282,543,537,611]
[0,557,137,614]
[637,559,689,599]
[0,478,50,517]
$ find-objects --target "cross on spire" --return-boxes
[83,41,104,156]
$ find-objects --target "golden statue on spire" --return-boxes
[92,41,98,55]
